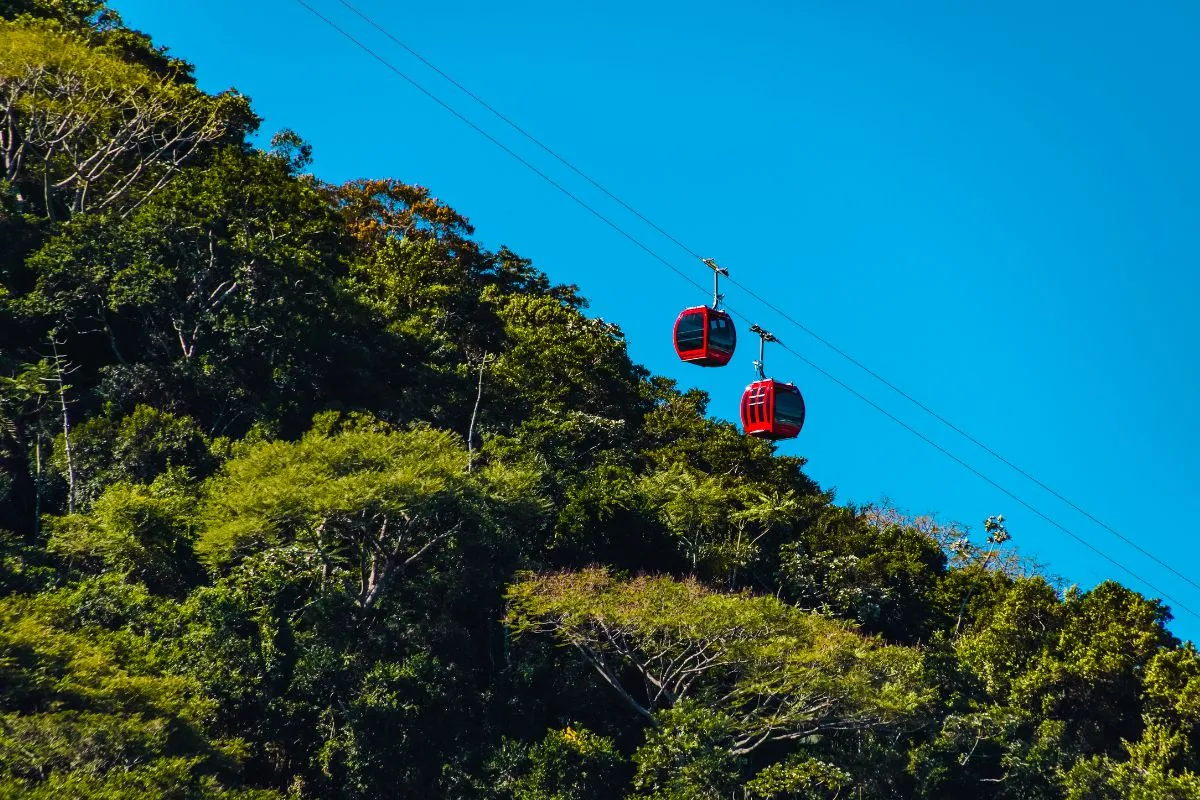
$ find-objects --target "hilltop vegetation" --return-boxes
[2,4,1199,797]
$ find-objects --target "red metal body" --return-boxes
[673,306,736,366]
[740,379,805,440]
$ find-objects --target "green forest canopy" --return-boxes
[1,4,1199,798]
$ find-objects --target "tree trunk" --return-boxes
[49,338,75,514]
[467,354,490,472]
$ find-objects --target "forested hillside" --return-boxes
[2,3,1199,797]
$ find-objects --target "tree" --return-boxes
[777,504,949,644]
[199,416,543,611]
[21,148,349,431]
[1062,725,1200,800]
[0,0,106,25]
[0,18,253,218]
[45,469,202,595]
[0,576,277,797]
[54,404,214,510]
[638,463,802,587]
[489,725,627,800]
[506,569,931,755]
[486,290,645,423]
[0,358,53,530]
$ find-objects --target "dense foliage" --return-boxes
[1,4,1198,797]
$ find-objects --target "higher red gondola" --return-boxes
[673,305,736,366]
[674,258,736,367]
[740,325,804,440]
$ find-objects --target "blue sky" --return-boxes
[114,0,1200,640]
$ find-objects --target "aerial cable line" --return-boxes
[708,308,1200,620]
[315,0,1200,601]
[292,0,1200,621]
[330,0,708,264]
[721,273,1200,599]
[292,0,710,300]
[770,335,1200,622]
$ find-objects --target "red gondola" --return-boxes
[740,324,804,440]
[741,378,805,439]
[673,305,736,366]
[674,258,736,367]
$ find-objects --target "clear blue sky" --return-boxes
[114,0,1200,640]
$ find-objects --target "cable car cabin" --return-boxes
[673,306,736,366]
[740,379,805,440]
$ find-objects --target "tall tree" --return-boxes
[0,19,252,219]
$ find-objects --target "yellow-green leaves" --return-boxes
[198,420,544,609]
[0,18,252,217]
[0,581,272,797]
[506,569,931,753]
[490,725,624,800]
[45,470,199,594]
[199,424,468,564]
[487,291,640,420]
[638,464,803,582]
[743,755,851,799]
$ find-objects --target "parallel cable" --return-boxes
[770,338,1200,620]
[293,0,708,299]
[319,0,1200,601]
[292,0,1200,620]
[723,275,1200,598]
[332,0,708,263]
[720,299,1200,619]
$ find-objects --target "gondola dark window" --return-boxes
[708,316,735,355]
[673,306,736,367]
[740,379,804,440]
[675,310,705,352]
[774,387,806,429]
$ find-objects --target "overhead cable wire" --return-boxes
[332,0,708,263]
[720,305,1200,620]
[292,0,709,299]
[768,336,1200,621]
[722,274,1200,598]
[319,0,1200,601]
[292,0,1200,621]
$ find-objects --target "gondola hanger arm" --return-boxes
[748,324,780,379]
[701,258,728,310]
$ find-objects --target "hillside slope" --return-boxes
[2,4,1199,798]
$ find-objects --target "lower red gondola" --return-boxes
[740,379,805,440]
[673,306,736,366]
